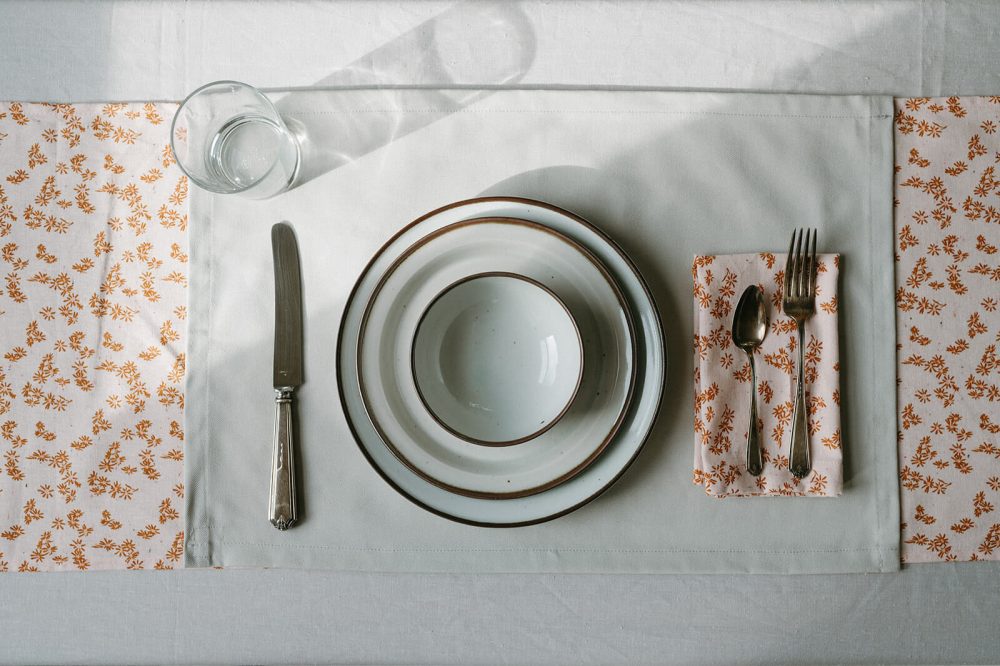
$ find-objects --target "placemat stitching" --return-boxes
[186,539,897,554]
[279,109,892,120]
[869,97,885,572]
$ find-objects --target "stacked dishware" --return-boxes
[337,198,665,525]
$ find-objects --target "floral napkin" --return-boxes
[692,253,842,497]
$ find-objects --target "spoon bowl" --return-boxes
[732,285,768,353]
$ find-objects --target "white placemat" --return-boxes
[185,89,898,573]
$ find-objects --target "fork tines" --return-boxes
[784,228,818,303]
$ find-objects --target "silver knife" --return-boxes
[269,222,303,530]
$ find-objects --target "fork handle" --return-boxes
[789,320,811,479]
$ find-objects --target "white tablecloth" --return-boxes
[3,1,1000,663]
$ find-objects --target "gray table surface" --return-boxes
[2,1,1000,664]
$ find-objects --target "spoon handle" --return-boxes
[746,352,764,476]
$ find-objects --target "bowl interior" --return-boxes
[412,273,583,445]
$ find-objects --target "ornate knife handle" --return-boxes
[269,388,297,530]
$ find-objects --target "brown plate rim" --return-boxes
[356,215,638,499]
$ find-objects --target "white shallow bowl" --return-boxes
[412,272,584,446]
[357,216,635,499]
[338,198,665,525]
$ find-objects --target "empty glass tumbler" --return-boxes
[171,81,300,199]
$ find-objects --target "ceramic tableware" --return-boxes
[337,198,665,525]
[358,217,636,499]
[412,272,584,446]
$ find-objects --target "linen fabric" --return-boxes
[692,253,842,497]
[894,96,1000,563]
[5,1,1000,103]
[185,88,898,574]
[5,4,1000,665]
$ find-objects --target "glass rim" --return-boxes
[170,79,293,195]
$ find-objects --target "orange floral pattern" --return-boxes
[0,102,186,571]
[895,97,1000,563]
[692,253,842,497]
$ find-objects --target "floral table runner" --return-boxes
[0,96,997,570]
[0,102,187,571]
[894,97,1000,562]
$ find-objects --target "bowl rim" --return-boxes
[411,270,585,447]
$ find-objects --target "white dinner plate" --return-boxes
[358,217,636,498]
[337,197,665,526]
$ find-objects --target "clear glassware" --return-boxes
[171,81,300,199]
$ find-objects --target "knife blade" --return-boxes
[269,221,303,530]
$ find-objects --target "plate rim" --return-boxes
[337,196,666,527]
[357,216,638,499]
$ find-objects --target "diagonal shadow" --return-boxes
[268,1,536,190]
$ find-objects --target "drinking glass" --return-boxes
[171,81,300,199]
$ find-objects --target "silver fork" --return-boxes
[783,228,817,479]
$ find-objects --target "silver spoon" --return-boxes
[732,285,768,476]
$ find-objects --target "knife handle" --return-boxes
[269,388,297,530]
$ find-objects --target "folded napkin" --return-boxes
[693,253,842,497]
